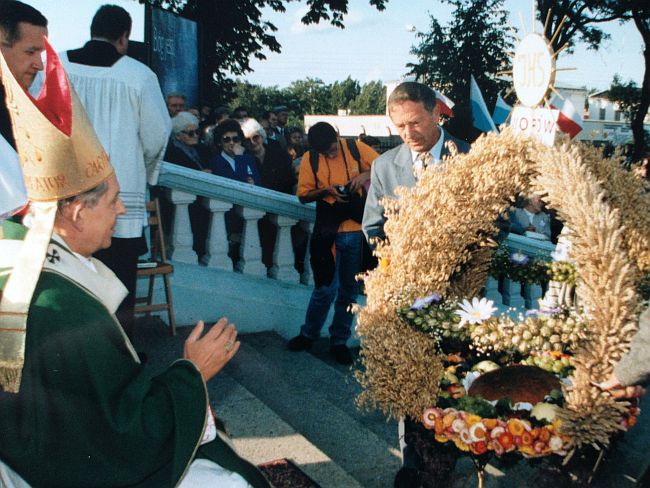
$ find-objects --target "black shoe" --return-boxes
[329,345,353,365]
[288,334,313,352]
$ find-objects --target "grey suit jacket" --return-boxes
[362,131,469,243]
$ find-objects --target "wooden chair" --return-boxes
[134,199,176,335]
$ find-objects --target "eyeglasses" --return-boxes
[181,129,199,137]
[246,134,262,143]
[222,135,241,144]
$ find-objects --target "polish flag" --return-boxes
[434,90,455,117]
[549,94,583,138]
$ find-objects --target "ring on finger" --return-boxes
[225,340,234,352]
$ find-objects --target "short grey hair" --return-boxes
[171,111,199,135]
[57,180,109,213]
[388,81,437,112]
[240,117,267,144]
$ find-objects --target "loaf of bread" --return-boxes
[467,365,560,404]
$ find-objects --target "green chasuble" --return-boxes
[0,221,269,488]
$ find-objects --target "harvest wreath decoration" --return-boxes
[355,128,650,464]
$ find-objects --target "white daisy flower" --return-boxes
[455,297,497,326]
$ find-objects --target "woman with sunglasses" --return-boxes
[163,111,213,259]
[209,119,260,185]
[166,111,212,172]
[240,118,298,275]
[208,119,260,269]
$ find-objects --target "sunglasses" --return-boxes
[181,129,199,137]
[222,135,241,144]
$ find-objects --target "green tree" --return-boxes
[407,0,514,141]
[228,81,286,119]
[349,81,386,114]
[288,78,334,115]
[537,1,649,163]
[329,76,361,112]
[140,0,387,102]
[608,75,642,124]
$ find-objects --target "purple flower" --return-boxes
[525,309,540,317]
[510,251,530,265]
[540,307,561,316]
[411,293,442,310]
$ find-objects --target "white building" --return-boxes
[555,85,649,145]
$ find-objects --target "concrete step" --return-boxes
[134,320,361,488]
[243,332,398,448]
[223,332,401,488]
[208,372,361,488]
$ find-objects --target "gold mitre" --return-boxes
[0,38,114,394]
[0,38,113,202]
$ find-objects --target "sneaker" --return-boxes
[288,334,313,352]
[329,345,353,365]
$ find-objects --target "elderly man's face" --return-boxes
[83,174,126,255]
[1,22,47,90]
[167,96,185,117]
[389,100,441,153]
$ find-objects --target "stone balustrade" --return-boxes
[156,161,557,310]
[157,161,315,284]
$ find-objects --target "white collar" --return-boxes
[221,151,236,171]
[51,233,97,273]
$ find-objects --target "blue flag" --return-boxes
[470,75,497,133]
[491,94,512,126]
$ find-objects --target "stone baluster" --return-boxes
[269,214,299,282]
[169,189,198,264]
[502,278,525,309]
[202,198,232,270]
[484,276,501,305]
[523,283,544,310]
[239,206,267,277]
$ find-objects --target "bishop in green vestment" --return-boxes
[0,33,270,488]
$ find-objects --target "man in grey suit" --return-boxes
[362,81,470,487]
[362,81,469,244]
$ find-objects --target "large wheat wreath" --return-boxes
[355,127,650,450]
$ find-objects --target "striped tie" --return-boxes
[419,152,433,168]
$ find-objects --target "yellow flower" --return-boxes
[453,438,471,452]
[465,414,481,426]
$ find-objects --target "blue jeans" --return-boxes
[300,231,362,346]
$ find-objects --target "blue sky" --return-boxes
[28,0,645,91]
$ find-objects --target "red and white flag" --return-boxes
[434,90,455,117]
[549,94,583,138]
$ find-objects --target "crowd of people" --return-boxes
[0,1,648,487]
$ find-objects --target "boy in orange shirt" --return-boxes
[289,122,377,364]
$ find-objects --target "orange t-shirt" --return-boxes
[297,139,377,232]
